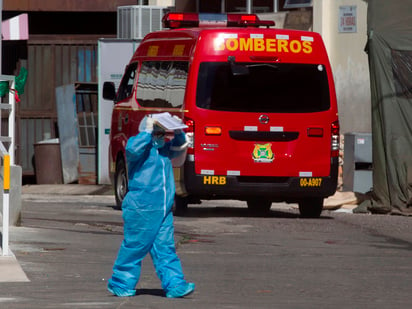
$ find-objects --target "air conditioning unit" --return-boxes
[117,5,166,39]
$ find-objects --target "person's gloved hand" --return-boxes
[173,116,183,134]
[145,117,155,133]
[173,115,183,123]
[185,132,194,147]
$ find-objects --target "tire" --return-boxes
[114,158,128,210]
[298,198,324,218]
[173,195,188,216]
[247,198,272,214]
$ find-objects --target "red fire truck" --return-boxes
[103,12,339,218]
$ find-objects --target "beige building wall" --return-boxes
[313,0,371,134]
[149,0,174,6]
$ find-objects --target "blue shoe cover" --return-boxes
[166,282,195,298]
[108,282,136,297]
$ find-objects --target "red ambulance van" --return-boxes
[103,12,339,218]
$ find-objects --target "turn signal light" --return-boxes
[205,126,222,135]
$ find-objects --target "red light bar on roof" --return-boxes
[170,13,184,20]
[241,15,256,21]
[162,12,275,29]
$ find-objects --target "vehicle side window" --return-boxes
[117,62,138,102]
[167,61,189,108]
[136,61,189,108]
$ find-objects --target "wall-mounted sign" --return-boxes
[339,6,357,33]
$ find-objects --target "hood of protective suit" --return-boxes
[139,116,166,149]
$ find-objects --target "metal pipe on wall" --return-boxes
[247,0,252,13]
[274,0,278,12]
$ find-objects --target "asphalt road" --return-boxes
[2,195,412,309]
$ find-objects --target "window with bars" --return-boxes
[75,83,98,147]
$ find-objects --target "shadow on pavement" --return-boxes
[179,206,303,219]
[135,288,166,297]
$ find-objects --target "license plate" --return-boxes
[203,176,227,185]
[299,177,322,187]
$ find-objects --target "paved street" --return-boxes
[1,193,412,308]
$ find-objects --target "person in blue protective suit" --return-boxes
[108,115,195,298]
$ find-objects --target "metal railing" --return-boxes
[1,75,16,256]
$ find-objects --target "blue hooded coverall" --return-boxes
[108,120,191,297]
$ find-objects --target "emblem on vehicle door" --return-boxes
[259,115,269,124]
[252,143,274,163]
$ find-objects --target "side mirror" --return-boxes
[103,82,116,101]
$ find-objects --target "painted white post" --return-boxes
[0,75,15,256]
[8,79,15,165]
[1,146,10,256]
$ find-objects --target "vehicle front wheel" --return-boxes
[114,158,128,210]
[298,198,324,218]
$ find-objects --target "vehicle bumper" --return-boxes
[177,158,339,202]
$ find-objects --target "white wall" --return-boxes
[98,39,140,184]
[313,0,371,134]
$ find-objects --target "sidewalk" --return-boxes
[21,183,114,196]
[1,184,115,283]
[0,255,29,283]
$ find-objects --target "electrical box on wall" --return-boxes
[343,132,373,193]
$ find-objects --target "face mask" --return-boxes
[152,125,166,148]
[153,135,165,149]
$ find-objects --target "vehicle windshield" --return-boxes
[196,62,330,113]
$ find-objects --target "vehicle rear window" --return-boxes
[136,61,189,108]
[196,62,330,113]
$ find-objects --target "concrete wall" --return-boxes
[313,0,371,134]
